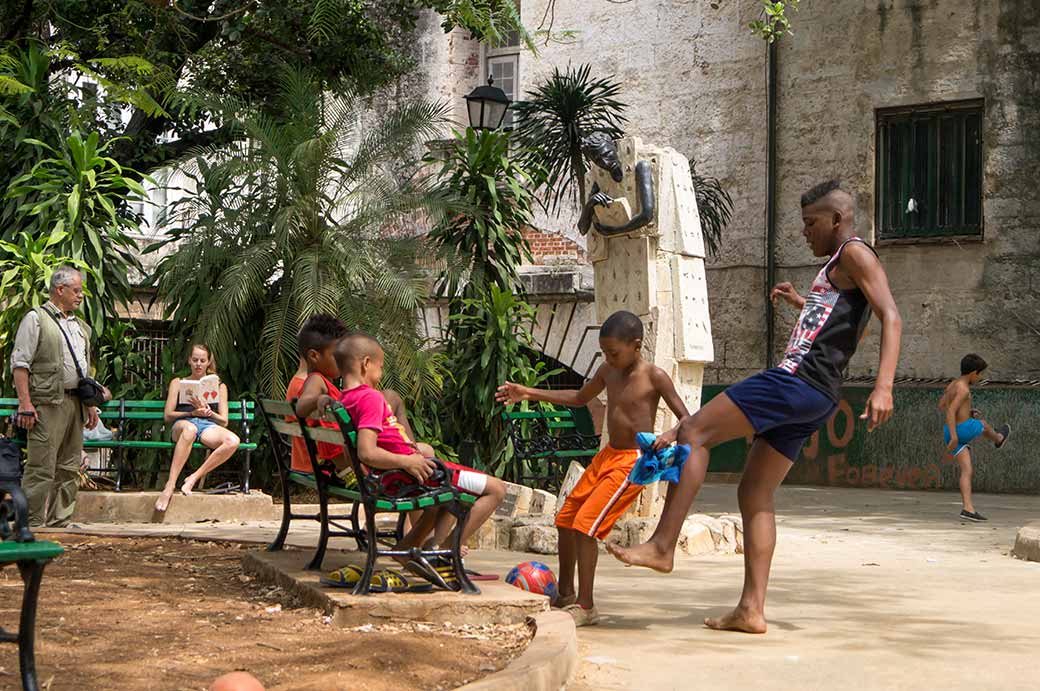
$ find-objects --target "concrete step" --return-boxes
[243,548,548,626]
[72,490,280,524]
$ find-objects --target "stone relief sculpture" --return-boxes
[578,131,715,459]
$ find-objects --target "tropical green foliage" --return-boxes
[690,160,733,260]
[1,0,529,172]
[442,285,552,474]
[0,233,89,391]
[428,128,537,300]
[510,64,627,213]
[749,0,800,43]
[5,130,147,335]
[148,67,450,403]
[428,128,546,473]
[93,321,156,401]
[431,0,534,51]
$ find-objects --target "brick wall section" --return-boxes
[522,228,587,265]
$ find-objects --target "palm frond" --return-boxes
[511,63,628,213]
[690,159,733,260]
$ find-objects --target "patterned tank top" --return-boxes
[777,237,878,401]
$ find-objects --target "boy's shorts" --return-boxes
[725,368,837,462]
[440,459,488,495]
[944,418,984,456]
[555,446,642,540]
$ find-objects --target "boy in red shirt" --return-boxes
[317,332,506,586]
[287,314,348,477]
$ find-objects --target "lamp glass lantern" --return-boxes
[464,75,511,130]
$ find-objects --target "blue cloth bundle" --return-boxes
[628,432,691,485]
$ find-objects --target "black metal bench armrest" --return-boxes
[0,483,34,543]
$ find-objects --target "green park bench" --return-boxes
[258,399,478,595]
[0,481,64,691]
[501,406,600,492]
[0,399,258,493]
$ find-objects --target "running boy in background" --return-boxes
[496,310,689,626]
[608,180,903,635]
[323,333,506,587]
[939,353,1011,522]
[289,314,348,476]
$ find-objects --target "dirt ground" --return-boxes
[0,534,530,691]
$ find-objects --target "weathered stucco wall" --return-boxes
[517,0,772,384]
[405,0,1040,383]
[772,0,1040,381]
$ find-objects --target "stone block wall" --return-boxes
[770,0,1040,381]
[402,0,1040,384]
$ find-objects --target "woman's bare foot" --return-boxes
[606,541,674,573]
[155,490,174,513]
[704,606,767,634]
[180,476,198,497]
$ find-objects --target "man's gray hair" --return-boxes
[49,265,82,292]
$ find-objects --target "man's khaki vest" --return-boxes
[28,306,92,406]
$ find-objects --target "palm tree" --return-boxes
[510,63,627,214]
[148,66,450,400]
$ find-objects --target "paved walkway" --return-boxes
[555,485,1040,691]
[47,486,1040,690]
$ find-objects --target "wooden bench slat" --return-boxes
[502,410,575,421]
[81,440,259,450]
[268,418,303,437]
[303,426,348,446]
[284,460,478,512]
[0,540,64,563]
[261,400,296,417]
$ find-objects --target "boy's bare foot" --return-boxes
[180,476,198,497]
[155,491,174,513]
[704,606,767,634]
[606,541,674,573]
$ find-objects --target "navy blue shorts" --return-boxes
[724,368,837,462]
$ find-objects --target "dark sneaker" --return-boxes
[995,424,1011,449]
[960,509,988,522]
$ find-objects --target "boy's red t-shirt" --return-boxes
[285,373,343,472]
[338,384,416,456]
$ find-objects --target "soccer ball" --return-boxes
[505,560,558,601]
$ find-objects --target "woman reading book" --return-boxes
[156,344,240,512]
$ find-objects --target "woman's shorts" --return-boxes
[180,417,218,441]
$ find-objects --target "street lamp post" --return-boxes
[464,75,511,130]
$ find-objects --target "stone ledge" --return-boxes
[1012,522,1040,562]
[518,265,595,298]
[72,490,279,524]
[475,512,744,557]
[242,548,549,627]
[456,611,578,691]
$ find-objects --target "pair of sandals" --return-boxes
[320,564,433,593]
[322,555,498,593]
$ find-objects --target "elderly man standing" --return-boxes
[11,265,99,527]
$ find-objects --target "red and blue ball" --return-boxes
[505,560,558,601]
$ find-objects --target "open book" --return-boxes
[178,374,221,408]
[593,196,633,228]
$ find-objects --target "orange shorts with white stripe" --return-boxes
[555,446,642,540]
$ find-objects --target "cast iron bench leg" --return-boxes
[16,559,46,691]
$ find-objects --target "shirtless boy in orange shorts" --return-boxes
[496,311,688,626]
